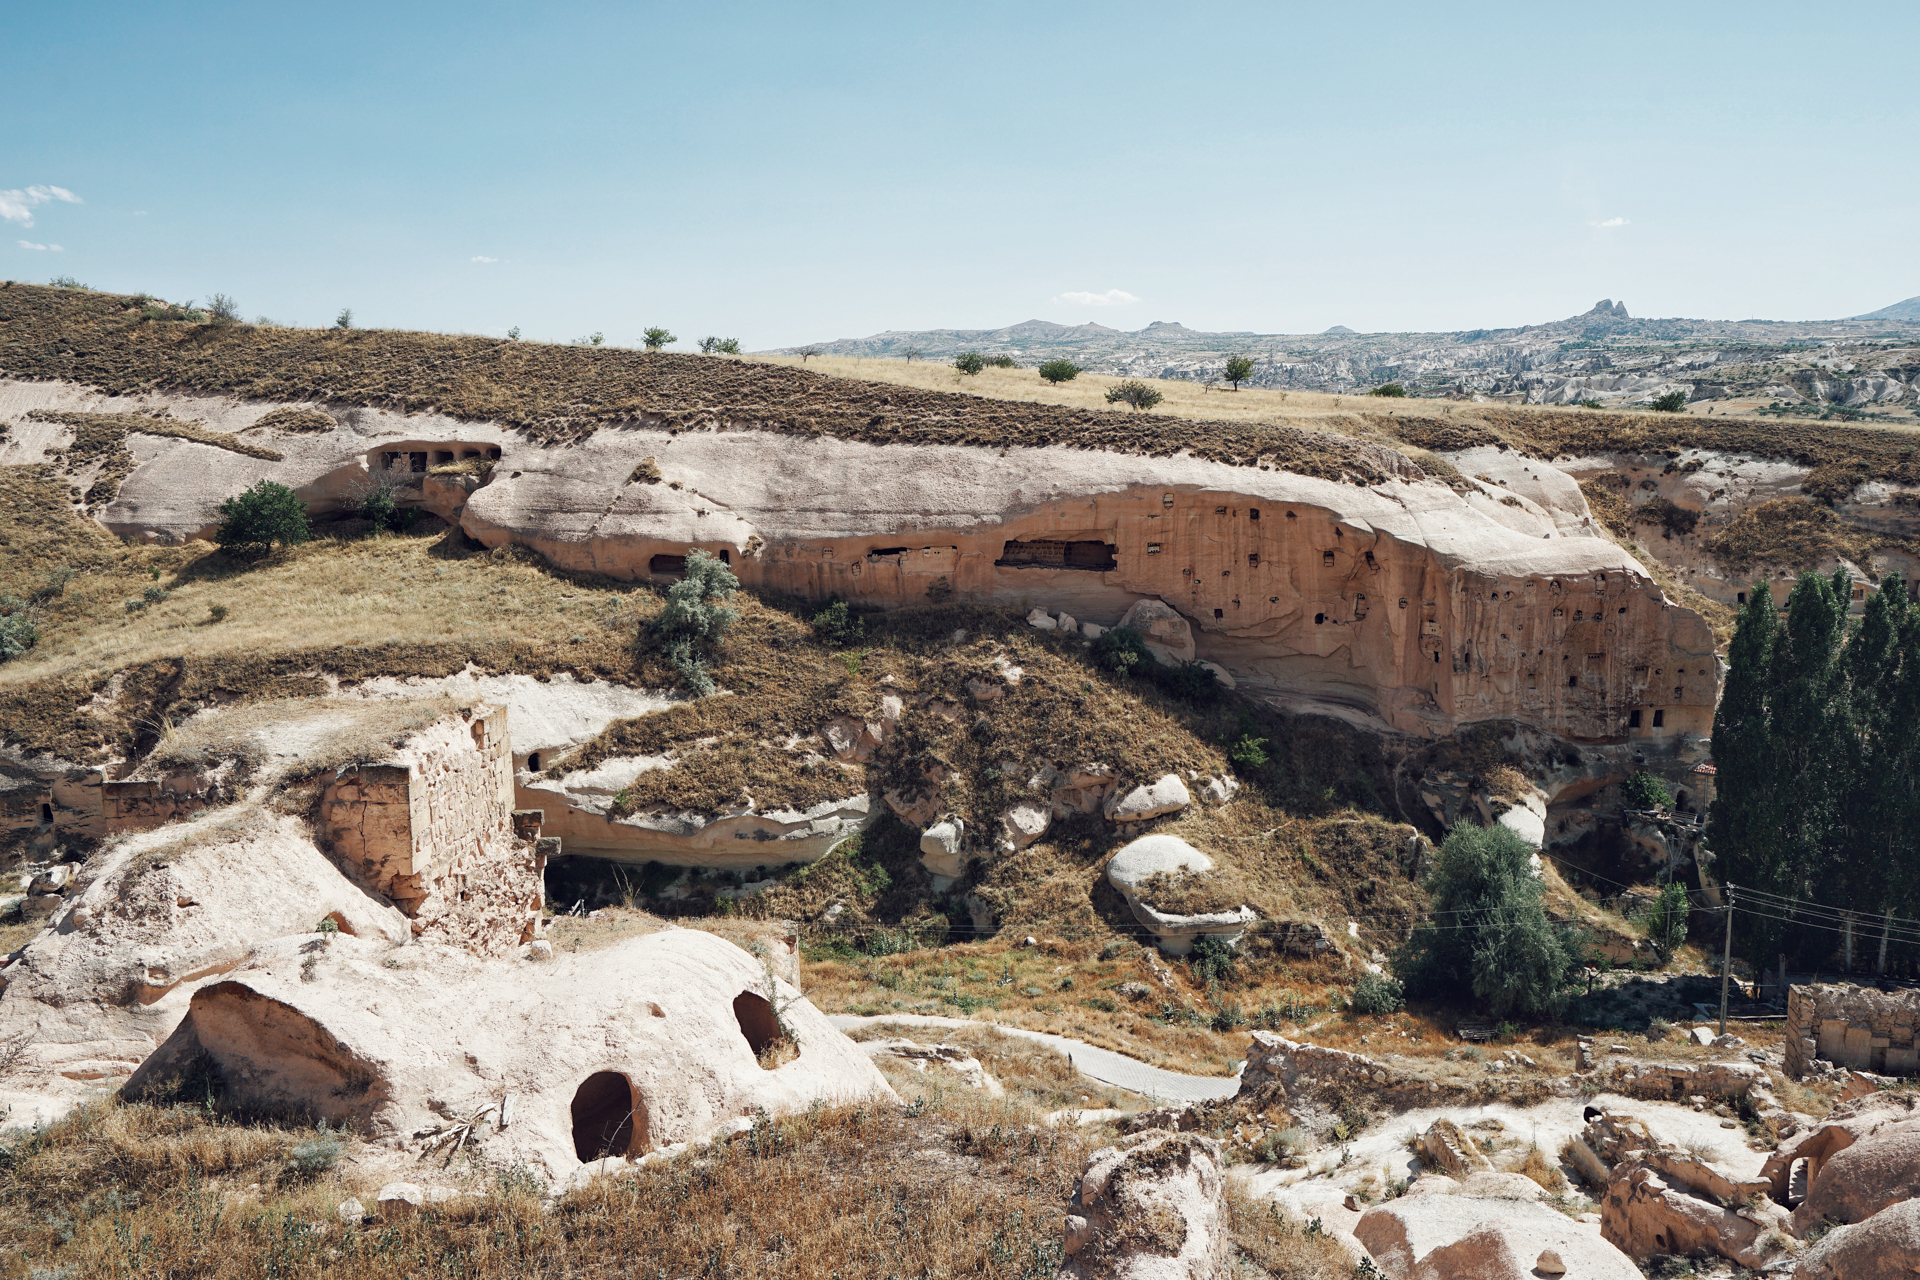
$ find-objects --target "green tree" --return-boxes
[953,351,987,375]
[1105,380,1163,412]
[1224,355,1255,391]
[1623,771,1673,811]
[643,328,676,350]
[1640,881,1690,961]
[810,598,865,646]
[1090,625,1151,675]
[698,336,742,355]
[0,596,37,662]
[1396,823,1576,1019]
[650,549,739,696]
[206,293,241,326]
[214,480,311,560]
[1037,359,1081,384]
[334,308,353,330]
[1650,390,1688,412]
[1368,382,1407,397]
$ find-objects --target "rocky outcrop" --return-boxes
[1116,600,1196,667]
[123,928,894,1183]
[1418,1119,1494,1178]
[1105,776,1192,823]
[1062,1131,1230,1280]
[1795,1197,1920,1280]
[1602,1158,1789,1269]
[1105,834,1255,957]
[1757,1094,1920,1233]
[857,1039,1003,1096]
[1355,1182,1641,1280]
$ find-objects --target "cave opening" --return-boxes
[570,1071,645,1163]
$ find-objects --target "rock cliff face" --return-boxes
[0,378,1719,744]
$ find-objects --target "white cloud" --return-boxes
[471,255,499,263]
[17,240,62,251]
[1592,216,1629,228]
[0,184,83,227]
[1055,288,1140,307]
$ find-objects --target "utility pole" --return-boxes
[1719,883,1736,1037]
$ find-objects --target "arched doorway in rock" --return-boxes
[570,1071,645,1162]
[527,752,542,772]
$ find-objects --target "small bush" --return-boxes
[1650,390,1688,413]
[1229,733,1270,772]
[1224,355,1255,390]
[650,549,739,696]
[1368,383,1407,397]
[1105,380,1163,412]
[1190,935,1237,984]
[953,351,987,375]
[697,336,742,355]
[359,483,397,531]
[334,308,353,330]
[1037,359,1081,384]
[810,598,866,646]
[0,596,36,661]
[287,1123,345,1179]
[1638,881,1690,959]
[48,276,90,290]
[206,293,241,326]
[214,480,311,560]
[142,584,168,605]
[1163,660,1221,704]
[1350,973,1404,1015]
[1623,771,1673,811]
[643,327,677,350]
[206,604,229,624]
[1090,624,1151,675]
[986,355,1017,368]
[630,457,663,484]
[1577,398,1604,409]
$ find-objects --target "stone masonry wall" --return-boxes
[318,704,541,956]
[1786,983,1920,1080]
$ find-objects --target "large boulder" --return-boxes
[1355,1189,1640,1280]
[1062,1131,1229,1279]
[1105,834,1256,957]
[1116,600,1197,667]
[919,816,967,879]
[1795,1112,1920,1231]
[1602,1158,1791,1270]
[1796,1197,1920,1279]
[1105,775,1191,823]
[122,928,895,1184]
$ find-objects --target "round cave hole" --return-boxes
[570,1070,645,1163]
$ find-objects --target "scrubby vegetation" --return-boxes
[214,479,312,560]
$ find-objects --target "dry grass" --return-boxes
[1224,1178,1363,1279]
[0,1092,1095,1280]
[846,1020,1134,1111]
[1703,495,1890,574]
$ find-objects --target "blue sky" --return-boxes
[5,1,1916,347]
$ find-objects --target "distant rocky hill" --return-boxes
[772,298,1920,410]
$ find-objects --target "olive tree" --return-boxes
[1105,380,1163,412]
[215,480,311,561]
[1038,359,1081,384]
[1224,355,1255,390]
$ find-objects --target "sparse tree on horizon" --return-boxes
[902,346,923,362]
[799,345,823,362]
[1038,358,1080,384]
[1105,380,1163,412]
[643,328,676,351]
[953,351,987,376]
[334,308,353,330]
[1224,355,1255,391]
[698,336,741,355]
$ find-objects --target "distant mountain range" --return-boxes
[766,298,1920,407]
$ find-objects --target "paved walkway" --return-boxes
[828,1014,1243,1105]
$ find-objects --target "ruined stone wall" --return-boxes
[1786,983,1920,1079]
[318,704,539,956]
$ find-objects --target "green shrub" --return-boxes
[334,308,353,330]
[214,480,311,560]
[1639,881,1690,960]
[1163,660,1221,704]
[206,293,241,325]
[288,1123,346,1178]
[1090,624,1151,675]
[1577,398,1604,409]
[0,596,36,661]
[1105,380,1163,412]
[1229,733,1270,772]
[207,604,229,624]
[1037,359,1081,384]
[643,328,676,350]
[1224,355,1255,390]
[1395,822,1577,1019]
[650,549,739,696]
[1190,935,1237,984]
[1650,390,1688,413]
[360,483,397,531]
[1368,382,1407,397]
[954,351,987,375]
[697,336,742,355]
[986,355,1017,368]
[1623,771,1673,811]
[1350,973,1405,1015]
[810,598,865,646]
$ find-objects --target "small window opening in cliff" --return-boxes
[1618,607,1627,615]
[1737,592,1747,604]
[717,549,730,564]
[1568,676,1578,688]
[433,450,454,465]
[1399,599,1408,609]
[528,752,542,772]
[1147,543,1162,554]
[1652,709,1665,727]
[410,452,427,472]
[40,802,53,824]
[1162,493,1174,509]
[994,540,1117,571]
[868,547,909,559]
[1315,612,1325,624]
[650,554,688,576]
[1285,511,1296,520]
[1215,506,1228,515]
[1247,553,1258,567]
[1322,551,1335,567]
[1249,508,1260,521]
[1629,710,1642,728]
[1214,608,1223,619]
[571,1071,644,1163]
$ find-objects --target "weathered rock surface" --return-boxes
[1355,1188,1640,1280]
[1770,1093,1920,1232]
[858,1039,1003,1096]
[1417,1119,1494,1178]
[1105,834,1255,957]
[1602,1157,1789,1269]
[1795,1196,1920,1280]
[123,928,894,1183]
[1116,599,1197,667]
[1061,1131,1229,1279]
[919,816,967,879]
[1104,776,1191,823]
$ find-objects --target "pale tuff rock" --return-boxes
[1104,775,1192,823]
[999,803,1052,851]
[1796,1197,1920,1280]
[1493,790,1547,849]
[1763,1093,1920,1233]
[1116,599,1197,667]
[920,816,967,879]
[1027,608,1059,631]
[1105,833,1256,957]
[1418,1119,1494,1178]
[1061,1131,1230,1280]
[1355,1191,1640,1280]
[123,928,894,1184]
[1601,1158,1790,1269]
